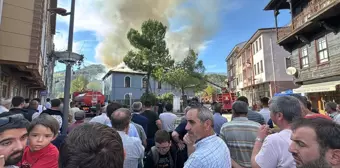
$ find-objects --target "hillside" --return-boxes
[53,64,107,97]
[206,73,227,88]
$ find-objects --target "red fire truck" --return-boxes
[205,80,237,113]
[72,91,105,115]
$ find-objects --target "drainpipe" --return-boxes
[270,37,277,96]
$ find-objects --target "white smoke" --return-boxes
[57,0,231,68]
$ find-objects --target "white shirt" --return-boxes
[255,129,296,168]
[37,105,45,113]
[259,108,271,124]
[118,131,144,168]
[0,105,8,114]
[159,112,178,132]
[45,102,51,109]
[89,113,111,125]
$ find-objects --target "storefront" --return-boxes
[293,80,340,113]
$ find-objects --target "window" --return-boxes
[300,46,309,68]
[260,60,263,73]
[259,37,262,50]
[285,58,291,68]
[317,38,329,63]
[257,62,260,74]
[124,76,131,88]
[254,65,256,75]
[157,81,162,89]
[255,41,259,53]
[1,74,8,98]
[142,77,147,88]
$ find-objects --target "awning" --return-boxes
[293,81,340,93]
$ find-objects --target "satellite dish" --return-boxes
[286,67,297,76]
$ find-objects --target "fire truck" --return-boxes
[204,80,237,113]
[72,90,105,116]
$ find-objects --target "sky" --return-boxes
[54,0,291,73]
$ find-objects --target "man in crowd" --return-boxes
[325,102,340,124]
[141,101,162,152]
[212,103,228,135]
[258,97,270,124]
[251,96,302,168]
[59,123,124,168]
[220,101,260,168]
[44,98,51,109]
[41,99,63,131]
[0,113,30,168]
[8,96,30,121]
[237,96,265,125]
[90,105,111,125]
[131,102,149,134]
[183,106,231,168]
[144,130,177,168]
[25,100,39,121]
[289,118,340,168]
[159,103,177,134]
[67,111,86,133]
[111,108,144,168]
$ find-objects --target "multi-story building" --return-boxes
[0,0,56,99]
[264,0,340,111]
[102,62,195,105]
[227,28,296,105]
[226,42,245,93]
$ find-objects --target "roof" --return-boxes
[238,27,278,53]
[225,41,247,61]
[102,62,146,80]
[264,0,291,10]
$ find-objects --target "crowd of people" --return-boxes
[1,95,340,168]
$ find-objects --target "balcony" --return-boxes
[277,0,340,43]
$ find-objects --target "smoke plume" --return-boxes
[93,0,226,68]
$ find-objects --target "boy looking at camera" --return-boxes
[20,114,59,168]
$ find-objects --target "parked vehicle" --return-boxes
[73,90,105,117]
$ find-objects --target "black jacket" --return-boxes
[144,145,178,168]
[8,108,31,121]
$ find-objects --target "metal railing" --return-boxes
[278,0,337,40]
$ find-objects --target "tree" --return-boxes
[204,85,217,97]
[124,19,174,94]
[87,81,102,91]
[163,49,206,107]
[70,75,89,93]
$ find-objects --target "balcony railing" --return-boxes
[278,0,337,41]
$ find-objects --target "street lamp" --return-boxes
[48,0,82,135]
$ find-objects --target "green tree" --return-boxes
[87,81,102,91]
[163,49,206,107]
[204,85,217,97]
[124,19,174,94]
[70,75,89,93]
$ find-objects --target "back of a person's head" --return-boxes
[237,96,249,105]
[74,111,86,121]
[33,98,41,103]
[326,102,337,111]
[110,108,131,131]
[28,114,59,136]
[132,102,142,112]
[292,118,340,150]
[51,99,62,108]
[0,98,11,107]
[46,98,50,102]
[59,123,124,168]
[0,113,30,134]
[29,100,39,109]
[165,103,173,112]
[106,102,122,118]
[232,101,248,114]
[155,130,170,144]
[306,101,312,110]
[260,97,270,106]
[12,96,25,107]
[24,98,30,104]
[213,103,222,113]
[144,100,152,108]
[269,96,302,123]
[289,94,308,108]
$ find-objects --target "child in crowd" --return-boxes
[19,114,59,168]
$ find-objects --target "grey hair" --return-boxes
[191,106,214,126]
[269,96,302,123]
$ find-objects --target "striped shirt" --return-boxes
[220,117,260,168]
[184,134,231,168]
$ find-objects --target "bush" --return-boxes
[158,92,174,104]
[140,93,158,105]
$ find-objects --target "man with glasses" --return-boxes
[144,130,177,168]
[0,113,30,168]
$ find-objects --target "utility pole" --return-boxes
[61,0,76,135]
